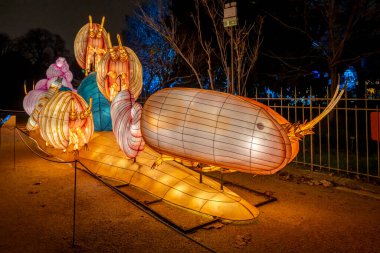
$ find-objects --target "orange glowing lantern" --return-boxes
[96,34,142,101]
[74,15,108,75]
[141,87,344,175]
[38,91,94,152]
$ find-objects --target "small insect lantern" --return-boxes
[96,34,142,102]
[74,15,108,75]
[38,91,94,152]
[26,78,62,131]
[23,82,46,116]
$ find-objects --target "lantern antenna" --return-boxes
[107,33,113,48]
[285,77,346,141]
[24,81,28,95]
[80,97,93,119]
[89,15,93,29]
[100,16,105,31]
[70,99,78,121]
[117,34,123,47]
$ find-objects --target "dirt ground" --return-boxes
[1,124,380,253]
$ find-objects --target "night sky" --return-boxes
[0,0,141,53]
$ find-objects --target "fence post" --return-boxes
[72,160,78,248]
[309,86,313,170]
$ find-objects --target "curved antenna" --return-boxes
[24,81,27,95]
[285,77,347,141]
[89,15,93,29]
[117,34,123,47]
[97,16,106,39]
[80,97,93,119]
[69,99,78,121]
[100,16,105,31]
[117,34,128,62]
[107,33,113,48]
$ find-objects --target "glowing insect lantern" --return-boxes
[23,89,46,116]
[26,78,62,131]
[77,72,112,131]
[74,16,107,75]
[96,34,142,102]
[141,87,344,175]
[35,57,74,90]
[38,92,94,151]
[110,90,145,158]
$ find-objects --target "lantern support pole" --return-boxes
[72,159,78,248]
[13,126,16,169]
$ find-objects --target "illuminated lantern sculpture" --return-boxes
[74,15,107,75]
[23,89,46,116]
[38,91,94,152]
[77,72,112,131]
[96,34,142,101]
[110,90,145,158]
[35,57,74,91]
[26,78,62,131]
[141,87,344,175]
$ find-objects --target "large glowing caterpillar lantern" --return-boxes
[38,91,94,152]
[141,87,344,175]
[96,34,142,102]
[74,15,108,75]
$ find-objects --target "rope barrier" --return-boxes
[11,126,216,253]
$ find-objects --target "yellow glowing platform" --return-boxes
[30,131,259,221]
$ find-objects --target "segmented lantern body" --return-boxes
[74,22,108,74]
[39,91,94,151]
[96,46,142,101]
[35,57,74,90]
[111,90,145,158]
[23,89,46,115]
[141,88,294,175]
[26,80,61,131]
[77,72,112,131]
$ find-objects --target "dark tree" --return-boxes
[13,29,70,79]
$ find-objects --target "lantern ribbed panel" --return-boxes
[77,72,112,131]
[74,24,90,69]
[39,91,94,150]
[96,46,142,101]
[111,90,145,158]
[74,23,108,71]
[141,88,293,175]
[26,81,61,131]
[23,89,46,115]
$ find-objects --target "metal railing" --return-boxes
[3,86,380,182]
[253,87,380,182]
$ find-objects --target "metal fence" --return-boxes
[253,87,380,182]
[2,86,379,182]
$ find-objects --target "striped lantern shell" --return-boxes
[26,79,62,131]
[141,87,345,175]
[23,89,46,115]
[141,88,293,175]
[38,91,94,151]
[111,90,144,159]
[96,45,142,102]
[74,16,108,75]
